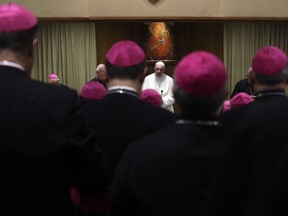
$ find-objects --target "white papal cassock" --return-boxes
[142,73,175,112]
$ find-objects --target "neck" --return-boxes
[0,51,31,74]
[107,78,142,94]
[254,82,286,93]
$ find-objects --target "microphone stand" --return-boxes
[161,90,168,109]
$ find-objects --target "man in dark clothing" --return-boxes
[48,73,71,89]
[230,67,255,98]
[78,40,177,215]
[110,51,229,216]
[88,63,108,88]
[201,45,288,216]
[80,40,177,179]
[0,3,106,216]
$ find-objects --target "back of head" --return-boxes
[252,45,288,84]
[105,40,146,80]
[230,92,254,109]
[140,88,162,107]
[48,73,59,80]
[48,73,59,85]
[0,3,38,53]
[173,51,227,116]
[79,81,107,101]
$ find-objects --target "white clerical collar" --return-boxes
[0,60,25,71]
[108,86,139,98]
[108,86,137,93]
[256,91,286,98]
[176,119,221,126]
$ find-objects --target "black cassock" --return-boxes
[0,66,106,216]
[202,91,288,216]
[110,116,228,216]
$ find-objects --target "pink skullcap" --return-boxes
[140,88,162,107]
[0,3,37,32]
[222,100,230,113]
[106,40,145,67]
[230,92,254,109]
[252,45,288,76]
[48,74,59,80]
[79,81,107,100]
[174,51,227,97]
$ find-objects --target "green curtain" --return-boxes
[31,21,288,95]
[224,22,288,95]
[32,22,98,92]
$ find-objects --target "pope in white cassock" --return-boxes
[142,61,175,112]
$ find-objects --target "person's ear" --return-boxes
[248,72,255,84]
[33,38,38,47]
[28,38,38,58]
[140,67,148,84]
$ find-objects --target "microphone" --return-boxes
[160,90,168,109]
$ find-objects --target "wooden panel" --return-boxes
[178,23,224,60]
[95,22,143,64]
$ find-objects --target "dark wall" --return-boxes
[96,22,224,70]
[96,22,224,114]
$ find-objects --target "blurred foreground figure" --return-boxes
[0,3,106,216]
[201,45,288,216]
[110,51,229,216]
[230,92,254,109]
[79,80,107,104]
[140,88,162,107]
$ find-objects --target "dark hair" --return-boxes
[252,66,288,84]
[173,82,226,118]
[0,25,38,54]
[105,60,146,80]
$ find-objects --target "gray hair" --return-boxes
[155,61,165,69]
[96,64,105,73]
[252,66,288,84]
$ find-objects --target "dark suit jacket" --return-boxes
[110,118,228,216]
[79,91,177,182]
[0,66,106,216]
[230,78,254,98]
[202,91,288,216]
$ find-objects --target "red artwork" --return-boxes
[145,22,176,61]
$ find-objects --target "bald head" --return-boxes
[96,63,107,82]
